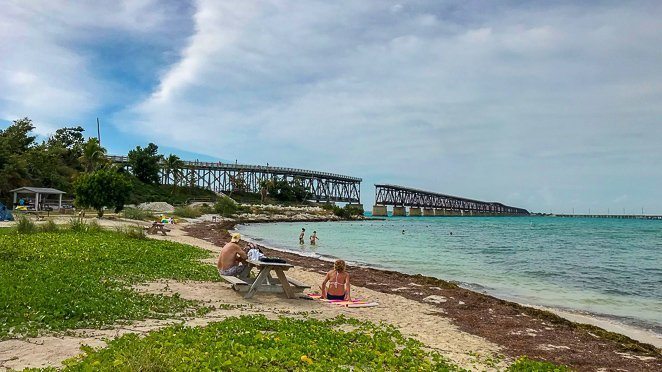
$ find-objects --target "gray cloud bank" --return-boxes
[3,1,661,212]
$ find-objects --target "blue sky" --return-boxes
[1,0,661,213]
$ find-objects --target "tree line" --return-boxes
[1,117,315,217]
[0,117,185,216]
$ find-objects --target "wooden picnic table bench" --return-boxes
[144,222,171,236]
[220,259,310,299]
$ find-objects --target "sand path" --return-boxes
[0,221,504,371]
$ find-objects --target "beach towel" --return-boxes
[307,293,378,308]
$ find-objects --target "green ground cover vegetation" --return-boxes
[32,315,569,371]
[0,228,219,340]
[41,315,461,371]
[126,178,218,206]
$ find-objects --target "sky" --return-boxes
[1,0,661,214]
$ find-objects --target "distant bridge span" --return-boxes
[373,184,528,216]
[108,155,361,204]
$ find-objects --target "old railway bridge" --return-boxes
[108,155,362,204]
[373,184,529,216]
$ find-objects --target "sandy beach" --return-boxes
[186,221,662,371]
[0,219,502,371]
[1,218,661,371]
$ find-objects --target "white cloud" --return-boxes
[2,0,661,212]
[0,0,190,136]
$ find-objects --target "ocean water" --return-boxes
[237,217,662,334]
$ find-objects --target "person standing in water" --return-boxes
[310,231,319,245]
[299,228,306,245]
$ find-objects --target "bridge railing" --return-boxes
[374,184,528,215]
[107,155,361,182]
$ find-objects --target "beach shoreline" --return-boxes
[184,219,661,370]
[237,228,662,348]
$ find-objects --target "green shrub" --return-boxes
[15,216,36,234]
[214,196,238,217]
[57,315,460,371]
[68,218,103,233]
[237,204,252,214]
[127,178,217,206]
[39,220,59,233]
[87,220,103,232]
[73,168,132,217]
[507,356,571,371]
[265,179,311,202]
[116,225,147,240]
[173,206,202,218]
[68,217,87,232]
[329,204,364,219]
[198,203,214,214]
[121,208,154,221]
[321,203,336,211]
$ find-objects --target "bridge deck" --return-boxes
[108,155,361,203]
[374,184,528,215]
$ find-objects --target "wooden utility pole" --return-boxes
[97,118,101,144]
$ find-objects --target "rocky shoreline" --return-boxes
[185,220,661,372]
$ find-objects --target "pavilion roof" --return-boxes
[10,187,66,195]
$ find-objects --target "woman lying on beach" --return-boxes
[321,259,350,301]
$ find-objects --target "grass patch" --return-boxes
[15,215,37,234]
[0,229,219,340]
[53,315,464,371]
[173,206,203,218]
[115,225,147,240]
[39,220,60,233]
[121,208,154,221]
[127,178,217,206]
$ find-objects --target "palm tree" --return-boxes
[163,154,184,192]
[79,138,107,172]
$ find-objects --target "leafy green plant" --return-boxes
[173,206,202,218]
[214,196,238,217]
[127,143,162,185]
[507,356,571,371]
[323,204,364,219]
[126,179,217,206]
[121,207,154,221]
[0,229,219,340]
[198,203,214,214]
[39,220,59,233]
[68,217,87,232]
[55,315,463,371]
[115,225,147,240]
[15,215,37,234]
[74,168,133,217]
[265,179,311,202]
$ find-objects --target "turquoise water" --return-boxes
[237,217,662,333]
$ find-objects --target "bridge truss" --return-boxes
[375,184,528,215]
[109,156,361,203]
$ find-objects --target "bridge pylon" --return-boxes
[372,205,388,216]
[393,206,406,216]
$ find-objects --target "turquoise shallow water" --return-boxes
[237,216,662,334]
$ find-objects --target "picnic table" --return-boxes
[220,259,310,299]
[145,222,171,236]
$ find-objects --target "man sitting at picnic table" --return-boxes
[217,233,249,277]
